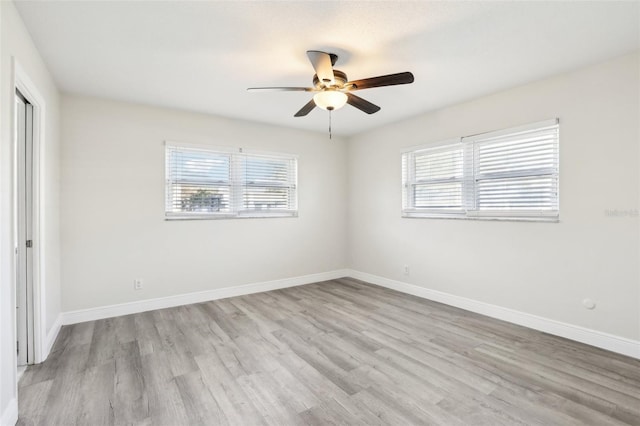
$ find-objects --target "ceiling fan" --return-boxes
[247,50,415,117]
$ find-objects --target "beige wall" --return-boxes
[348,52,640,340]
[1,0,61,421]
[60,95,348,312]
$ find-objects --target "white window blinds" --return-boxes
[464,120,559,217]
[166,146,231,214]
[166,144,297,219]
[402,143,464,215]
[402,119,559,221]
[240,154,297,213]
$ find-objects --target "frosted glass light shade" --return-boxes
[313,90,348,111]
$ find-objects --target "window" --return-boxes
[402,119,559,221]
[166,144,297,219]
[402,141,464,216]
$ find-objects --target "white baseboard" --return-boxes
[62,269,349,325]
[43,314,63,359]
[57,267,639,359]
[1,398,17,426]
[347,270,640,360]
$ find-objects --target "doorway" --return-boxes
[15,89,35,367]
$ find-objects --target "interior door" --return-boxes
[15,89,34,366]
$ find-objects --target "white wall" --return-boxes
[348,52,640,342]
[1,1,61,424]
[1,18,636,426]
[60,95,347,312]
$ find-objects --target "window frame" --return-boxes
[402,139,465,218]
[165,142,298,220]
[402,119,559,222]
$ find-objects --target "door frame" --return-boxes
[13,59,47,365]
[15,90,34,366]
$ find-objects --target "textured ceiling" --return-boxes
[14,1,640,136]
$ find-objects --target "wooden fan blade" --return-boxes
[294,99,316,117]
[247,87,315,92]
[346,93,381,114]
[307,50,335,86]
[347,72,414,91]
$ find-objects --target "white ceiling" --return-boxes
[15,1,640,136]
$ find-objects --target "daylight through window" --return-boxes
[402,119,559,221]
[166,144,297,219]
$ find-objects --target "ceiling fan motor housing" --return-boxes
[313,70,348,89]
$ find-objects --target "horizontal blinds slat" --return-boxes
[476,175,558,210]
[168,150,230,183]
[414,147,463,182]
[478,162,557,176]
[475,134,557,154]
[466,124,558,145]
[167,186,231,213]
[477,140,557,159]
[478,150,557,165]
[413,182,463,209]
[241,187,294,210]
[477,146,557,176]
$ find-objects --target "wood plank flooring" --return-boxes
[18,278,640,425]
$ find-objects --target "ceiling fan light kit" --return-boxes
[313,90,347,111]
[248,50,415,133]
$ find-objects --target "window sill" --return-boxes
[402,212,559,223]
[165,211,298,221]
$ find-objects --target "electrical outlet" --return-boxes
[134,279,143,290]
[403,265,410,276]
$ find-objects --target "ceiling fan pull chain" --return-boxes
[329,110,332,140]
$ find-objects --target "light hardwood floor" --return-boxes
[18,278,640,425]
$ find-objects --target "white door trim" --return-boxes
[14,90,31,366]
[13,58,47,364]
